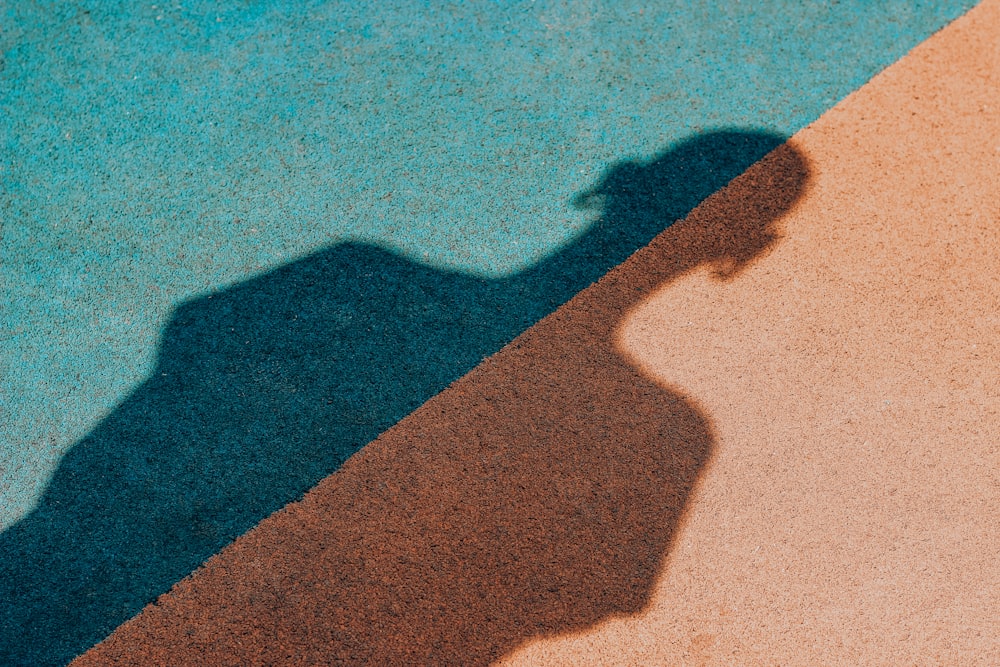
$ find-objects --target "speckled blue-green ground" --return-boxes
[0,1,978,664]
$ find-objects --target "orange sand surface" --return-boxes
[505,1,1000,664]
[78,1,998,664]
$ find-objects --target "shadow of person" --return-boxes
[1,130,806,666]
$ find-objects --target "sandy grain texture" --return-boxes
[75,1,1000,664]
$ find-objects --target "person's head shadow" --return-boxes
[2,129,808,666]
[568,130,806,284]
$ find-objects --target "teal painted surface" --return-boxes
[1,1,975,527]
[0,2,975,660]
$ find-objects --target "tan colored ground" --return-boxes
[78,1,998,664]
[503,1,1000,664]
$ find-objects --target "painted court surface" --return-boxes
[3,1,999,664]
